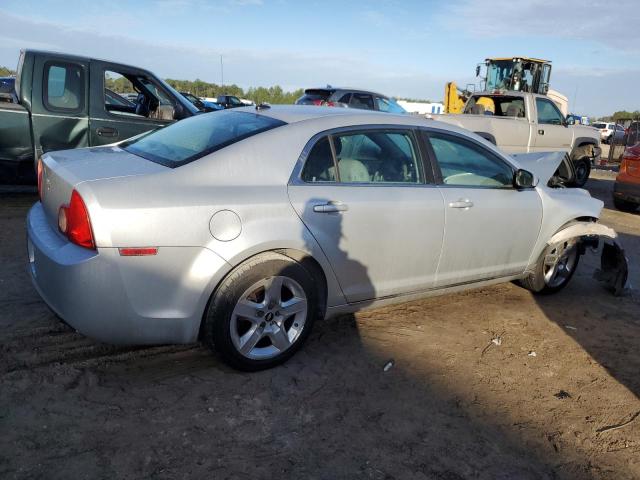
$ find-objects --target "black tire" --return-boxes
[517,239,580,295]
[613,197,639,212]
[202,252,320,371]
[571,158,591,187]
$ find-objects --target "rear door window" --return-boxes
[301,130,422,184]
[350,93,374,110]
[44,62,84,112]
[122,110,286,167]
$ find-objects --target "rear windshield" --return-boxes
[122,110,286,167]
[592,123,606,128]
[296,89,333,104]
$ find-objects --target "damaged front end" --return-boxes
[547,223,629,295]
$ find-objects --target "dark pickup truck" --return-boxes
[0,49,199,184]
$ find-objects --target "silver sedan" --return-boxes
[27,106,625,370]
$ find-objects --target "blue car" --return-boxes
[180,92,223,112]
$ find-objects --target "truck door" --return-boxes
[88,61,177,147]
[30,56,90,162]
[533,97,572,153]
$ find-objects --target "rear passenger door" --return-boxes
[288,128,445,303]
[423,130,543,286]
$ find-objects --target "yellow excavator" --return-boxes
[444,57,553,113]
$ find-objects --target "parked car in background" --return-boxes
[566,114,590,126]
[105,88,136,108]
[0,49,198,184]
[435,91,601,187]
[295,87,406,113]
[624,121,639,146]
[215,95,246,109]
[0,76,17,103]
[613,142,640,212]
[28,105,625,371]
[180,92,223,112]
[592,122,625,144]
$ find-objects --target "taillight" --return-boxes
[58,190,95,249]
[37,158,43,201]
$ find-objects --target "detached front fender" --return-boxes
[547,222,629,295]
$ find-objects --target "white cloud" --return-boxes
[0,9,444,101]
[441,0,640,53]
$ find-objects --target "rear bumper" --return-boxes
[27,202,231,345]
[613,179,640,204]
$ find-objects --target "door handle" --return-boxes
[538,129,545,135]
[448,199,474,209]
[96,126,118,138]
[313,202,349,213]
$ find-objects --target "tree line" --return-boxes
[104,74,304,104]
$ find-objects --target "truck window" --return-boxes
[536,98,563,125]
[465,95,525,118]
[44,62,84,112]
[104,69,176,121]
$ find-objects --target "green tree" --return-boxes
[0,66,16,76]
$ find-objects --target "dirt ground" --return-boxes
[1,171,639,480]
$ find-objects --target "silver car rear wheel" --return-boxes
[230,276,308,360]
[202,252,319,371]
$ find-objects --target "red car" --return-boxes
[613,142,640,211]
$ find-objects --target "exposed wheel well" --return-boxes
[275,248,328,320]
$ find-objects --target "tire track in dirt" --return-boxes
[0,323,199,374]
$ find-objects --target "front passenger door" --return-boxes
[533,97,572,152]
[424,131,543,286]
[88,61,175,147]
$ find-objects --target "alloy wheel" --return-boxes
[230,276,308,360]
[543,240,578,288]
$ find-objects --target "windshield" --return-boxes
[485,60,515,91]
[122,110,286,167]
[376,97,406,113]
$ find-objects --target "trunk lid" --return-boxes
[40,145,167,230]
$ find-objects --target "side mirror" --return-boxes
[173,103,186,120]
[514,169,537,189]
[475,65,481,77]
[566,116,575,126]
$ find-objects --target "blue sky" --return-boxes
[1,0,638,116]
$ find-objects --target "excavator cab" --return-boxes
[483,57,552,94]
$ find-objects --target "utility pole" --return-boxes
[220,55,224,89]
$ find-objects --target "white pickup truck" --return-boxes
[434,91,601,187]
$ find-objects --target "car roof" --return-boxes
[231,105,482,140]
[304,87,389,98]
